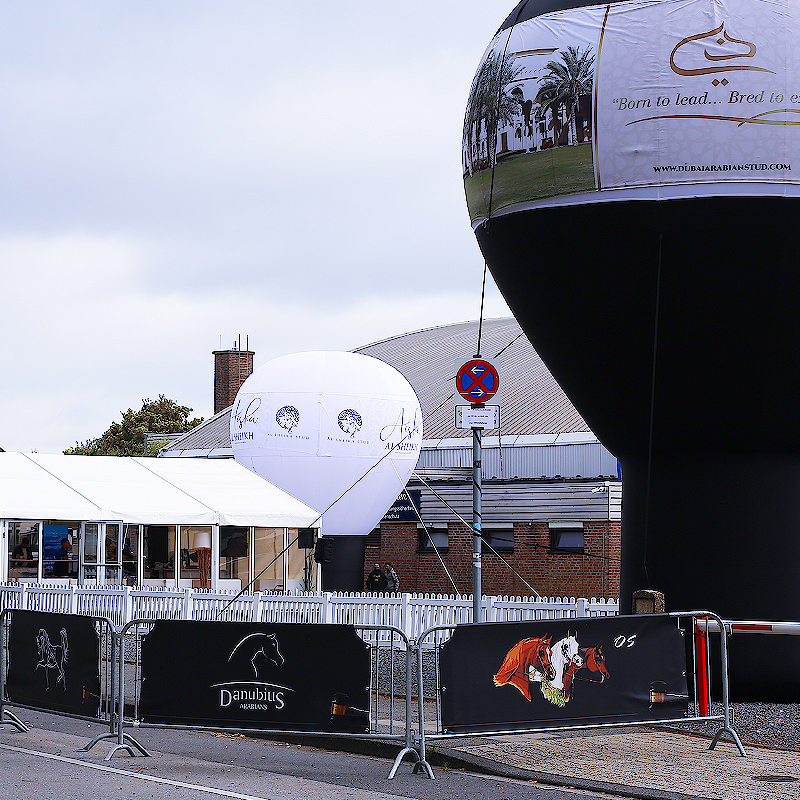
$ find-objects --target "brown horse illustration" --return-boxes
[562,645,610,701]
[493,636,556,700]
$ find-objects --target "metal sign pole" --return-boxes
[454,356,498,625]
[472,411,482,623]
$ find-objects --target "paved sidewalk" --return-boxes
[0,725,416,800]
[441,727,800,800]
[4,710,800,799]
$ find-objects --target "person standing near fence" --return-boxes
[366,564,387,592]
[384,563,399,593]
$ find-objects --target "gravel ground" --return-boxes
[663,702,800,751]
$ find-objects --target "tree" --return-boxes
[535,45,595,146]
[64,395,203,456]
[464,48,523,174]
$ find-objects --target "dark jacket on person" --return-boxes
[366,568,388,592]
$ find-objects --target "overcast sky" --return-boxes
[1,1,514,454]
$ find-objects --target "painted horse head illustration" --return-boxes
[493,635,556,701]
[561,644,610,702]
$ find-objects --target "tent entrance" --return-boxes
[79,521,123,585]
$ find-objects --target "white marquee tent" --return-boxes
[0,452,320,588]
[0,452,319,527]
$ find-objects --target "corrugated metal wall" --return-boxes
[419,480,621,523]
[417,442,618,480]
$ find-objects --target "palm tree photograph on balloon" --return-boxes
[463,15,601,225]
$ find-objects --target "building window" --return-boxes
[549,522,585,554]
[418,524,448,552]
[481,525,514,553]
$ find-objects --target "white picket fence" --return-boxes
[0,583,618,640]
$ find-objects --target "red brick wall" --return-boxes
[365,521,620,599]
[213,349,254,414]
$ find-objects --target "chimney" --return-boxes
[213,336,254,414]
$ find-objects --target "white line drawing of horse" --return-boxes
[228,632,284,678]
[35,627,69,691]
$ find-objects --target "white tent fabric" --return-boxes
[0,452,319,528]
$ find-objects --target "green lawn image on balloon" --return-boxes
[465,142,595,223]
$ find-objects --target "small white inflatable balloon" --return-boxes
[231,351,422,536]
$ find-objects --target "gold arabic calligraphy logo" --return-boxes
[670,23,773,77]
[622,21,798,129]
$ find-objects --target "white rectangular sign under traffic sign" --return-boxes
[455,405,500,430]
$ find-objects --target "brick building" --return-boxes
[366,491,620,599]
[213,341,254,414]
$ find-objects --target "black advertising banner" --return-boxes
[5,610,101,717]
[139,621,371,732]
[439,615,687,734]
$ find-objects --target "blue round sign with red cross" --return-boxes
[456,359,499,402]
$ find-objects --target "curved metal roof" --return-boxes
[162,317,590,454]
[354,317,589,440]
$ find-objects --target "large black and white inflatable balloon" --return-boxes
[467,0,800,698]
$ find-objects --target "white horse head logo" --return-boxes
[228,632,284,678]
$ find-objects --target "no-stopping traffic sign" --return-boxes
[456,359,499,403]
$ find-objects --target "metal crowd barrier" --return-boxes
[109,619,423,777]
[1,608,751,783]
[413,610,745,778]
[0,608,118,748]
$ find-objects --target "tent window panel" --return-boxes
[123,524,138,582]
[254,527,283,590]
[103,523,122,584]
[220,526,250,587]
[46,523,75,578]
[8,521,39,580]
[180,527,211,579]
[144,526,175,579]
[83,524,98,563]
[286,530,305,588]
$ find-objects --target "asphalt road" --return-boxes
[1,710,617,800]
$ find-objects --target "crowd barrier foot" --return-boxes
[412,759,435,779]
[0,709,29,732]
[388,746,433,779]
[78,730,121,752]
[709,725,746,757]
[104,732,152,761]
